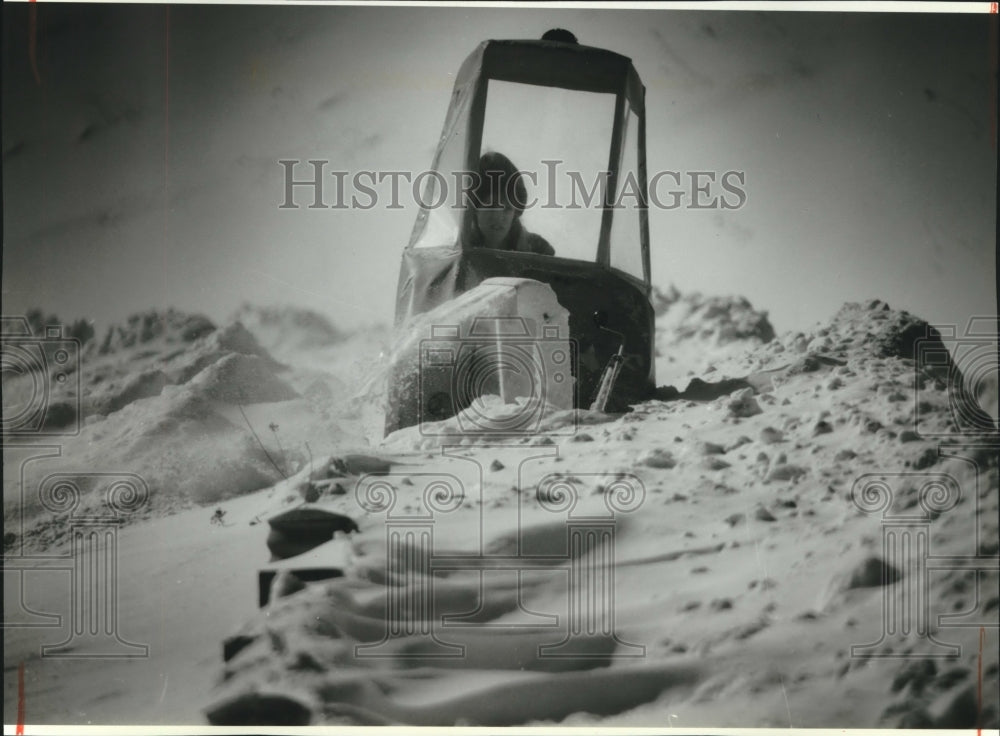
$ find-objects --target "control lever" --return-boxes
[589,310,626,413]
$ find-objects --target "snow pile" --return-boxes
[186,354,297,404]
[202,298,997,729]
[230,304,347,353]
[2,309,351,549]
[653,284,776,346]
[6,297,996,729]
[381,394,614,452]
[94,308,216,355]
[753,299,997,433]
[653,285,775,387]
[232,304,392,440]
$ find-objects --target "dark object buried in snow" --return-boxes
[266,506,360,560]
[205,691,313,726]
[386,32,656,434]
[259,507,359,607]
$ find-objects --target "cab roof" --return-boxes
[458,38,645,113]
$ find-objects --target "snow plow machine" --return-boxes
[384,29,657,437]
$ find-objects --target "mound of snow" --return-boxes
[85,368,170,416]
[21,308,96,346]
[30,315,288,424]
[230,304,345,354]
[5,383,282,544]
[654,285,776,346]
[205,294,997,730]
[9,294,998,728]
[96,309,216,355]
[168,321,283,384]
[232,304,391,436]
[381,393,614,451]
[209,321,281,363]
[187,354,298,404]
[653,285,775,387]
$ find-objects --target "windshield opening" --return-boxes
[476,80,616,261]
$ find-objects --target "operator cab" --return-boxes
[388,30,655,434]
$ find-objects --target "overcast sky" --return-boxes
[2,5,996,336]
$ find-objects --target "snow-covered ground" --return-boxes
[3,293,998,728]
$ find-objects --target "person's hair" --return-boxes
[469,151,528,213]
[463,151,527,250]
